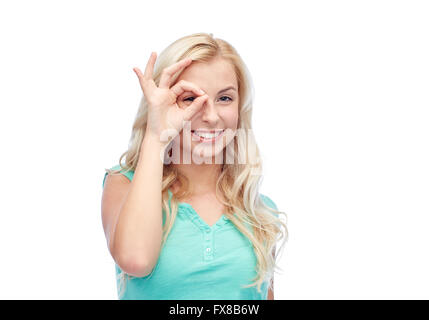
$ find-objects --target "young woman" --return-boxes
[101,32,288,300]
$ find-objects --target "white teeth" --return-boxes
[193,130,223,139]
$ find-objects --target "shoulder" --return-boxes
[259,193,278,211]
[102,164,135,188]
[259,194,281,227]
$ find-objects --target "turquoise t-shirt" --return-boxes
[102,164,279,300]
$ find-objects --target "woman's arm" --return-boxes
[102,133,166,277]
[267,244,276,300]
[268,281,274,300]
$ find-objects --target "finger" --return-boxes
[170,80,205,98]
[144,52,157,80]
[133,67,157,98]
[183,94,208,121]
[133,67,146,90]
[158,57,193,89]
[133,67,145,83]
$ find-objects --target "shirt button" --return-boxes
[205,229,211,233]
[206,247,211,253]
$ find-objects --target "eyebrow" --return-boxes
[218,86,237,94]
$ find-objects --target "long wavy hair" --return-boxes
[105,32,288,299]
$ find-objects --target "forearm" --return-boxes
[112,133,166,274]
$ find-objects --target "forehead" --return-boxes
[175,58,237,90]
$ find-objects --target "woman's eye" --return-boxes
[183,96,233,102]
[219,96,232,102]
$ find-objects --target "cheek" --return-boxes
[220,106,239,128]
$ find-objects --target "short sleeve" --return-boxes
[260,193,278,211]
[102,164,135,188]
[260,194,282,230]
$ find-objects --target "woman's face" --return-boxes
[173,57,239,164]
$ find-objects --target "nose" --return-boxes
[201,98,220,124]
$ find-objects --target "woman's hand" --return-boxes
[133,52,208,145]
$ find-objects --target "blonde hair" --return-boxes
[105,32,288,299]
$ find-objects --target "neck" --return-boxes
[171,162,223,196]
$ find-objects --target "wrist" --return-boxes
[143,132,175,153]
[143,132,164,146]
[139,133,170,166]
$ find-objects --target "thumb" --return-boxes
[183,94,208,121]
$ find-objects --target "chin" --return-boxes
[180,142,225,164]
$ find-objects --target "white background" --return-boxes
[0,0,428,299]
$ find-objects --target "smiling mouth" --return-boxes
[191,129,225,143]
